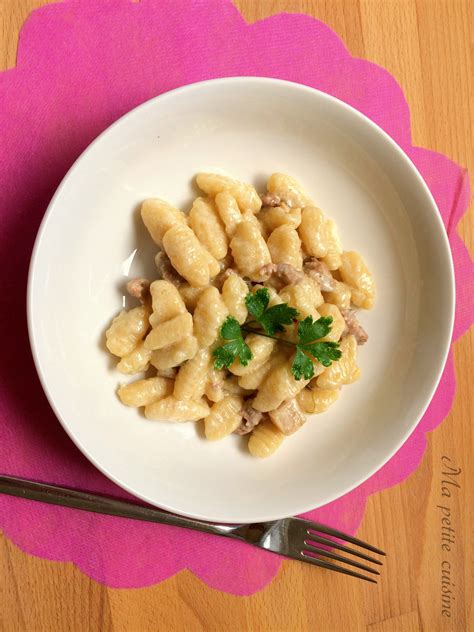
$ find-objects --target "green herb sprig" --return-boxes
[212,288,342,380]
[213,316,253,370]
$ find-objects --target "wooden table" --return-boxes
[1,2,472,631]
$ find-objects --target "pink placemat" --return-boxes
[0,0,472,595]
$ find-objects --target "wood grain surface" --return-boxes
[1,1,472,631]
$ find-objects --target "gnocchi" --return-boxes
[297,387,340,414]
[193,286,229,349]
[267,225,303,270]
[221,273,248,324]
[105,172,374,457]
[230,216,271,280]
[141,199,187,246]
[298,207,342,270]
[196,173,261,213]
[188,197,228,260]
[118,376,174,407]
[162,224,215,287]
[106,306,150,357]
[248,418,285,458]
[339,251,376,310]
[204,395,243,440]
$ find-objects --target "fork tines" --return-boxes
[301,520,385,583]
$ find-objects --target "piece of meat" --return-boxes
[154,251,185,286]
[126,278,151,304]
[234,401,264,435]
[341,308,368,345]
[260,192,294,208]
[268,398,306,435]
[303,257,336,292]
[213,266,236,289]
[259,262,304,286]
[260,192,281,207]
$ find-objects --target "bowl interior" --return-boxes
[28,78,454,522]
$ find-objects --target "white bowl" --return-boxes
[28,78,454,523]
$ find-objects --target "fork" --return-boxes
[0,474,384,583]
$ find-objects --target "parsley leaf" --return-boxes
[220,316,242,340]
[303,341,342,367]
[213,316,253,370]
[292,347,315,380]
[246,288,298,335]
[245,288,270,319]
[291,315,342,380]
[297,316,334,344]
[259,303,298,335]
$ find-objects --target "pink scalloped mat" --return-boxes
[0,0,472,595]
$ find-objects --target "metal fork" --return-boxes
[0,475,384,583]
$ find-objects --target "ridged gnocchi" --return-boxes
[106,306,150,357]
[221,273,248,324]
[196,173,261,213]
[188,197,228,260]
[317,335,360,389]
[298,207,342,270]
[252,358,309,412]
[237,353,281,390]
[230,216,271,280]
[279,276,323,319]
[297,387,340,414]
[193,286,229,349]
[145,312,193,350]
[267,225,303,270]
[248,418,285,457]
[145,396,210,422]
[204,395,243,440]
[258,206,302,235]
[174,348,211,401]
[149,280,187,327]
[162,224,215,287]
[150,335,199,370]
[339,251,376,310]
[323,280,352,309]
[141,199,187,246]
[215,191,242,237]
[228,334,275,377]
[267,172,309,208]
[118,376,173,407]
[116,341,152,374]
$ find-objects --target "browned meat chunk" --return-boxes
[269,398,306,435]
[260,192,295,208]
[303,257,336,292]
[155,251,185,286]
[341,308,368,345]
[260,192,281,207]
[259,262,304,286]
[234,401,264,435]
[126,278,150,304]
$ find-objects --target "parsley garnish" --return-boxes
[291,315,343,379]
[212,316,253,370]
[245,288,298,335]
[291,347,315,381]
[214,294,342,380]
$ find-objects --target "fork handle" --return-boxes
[0,475,237,538]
